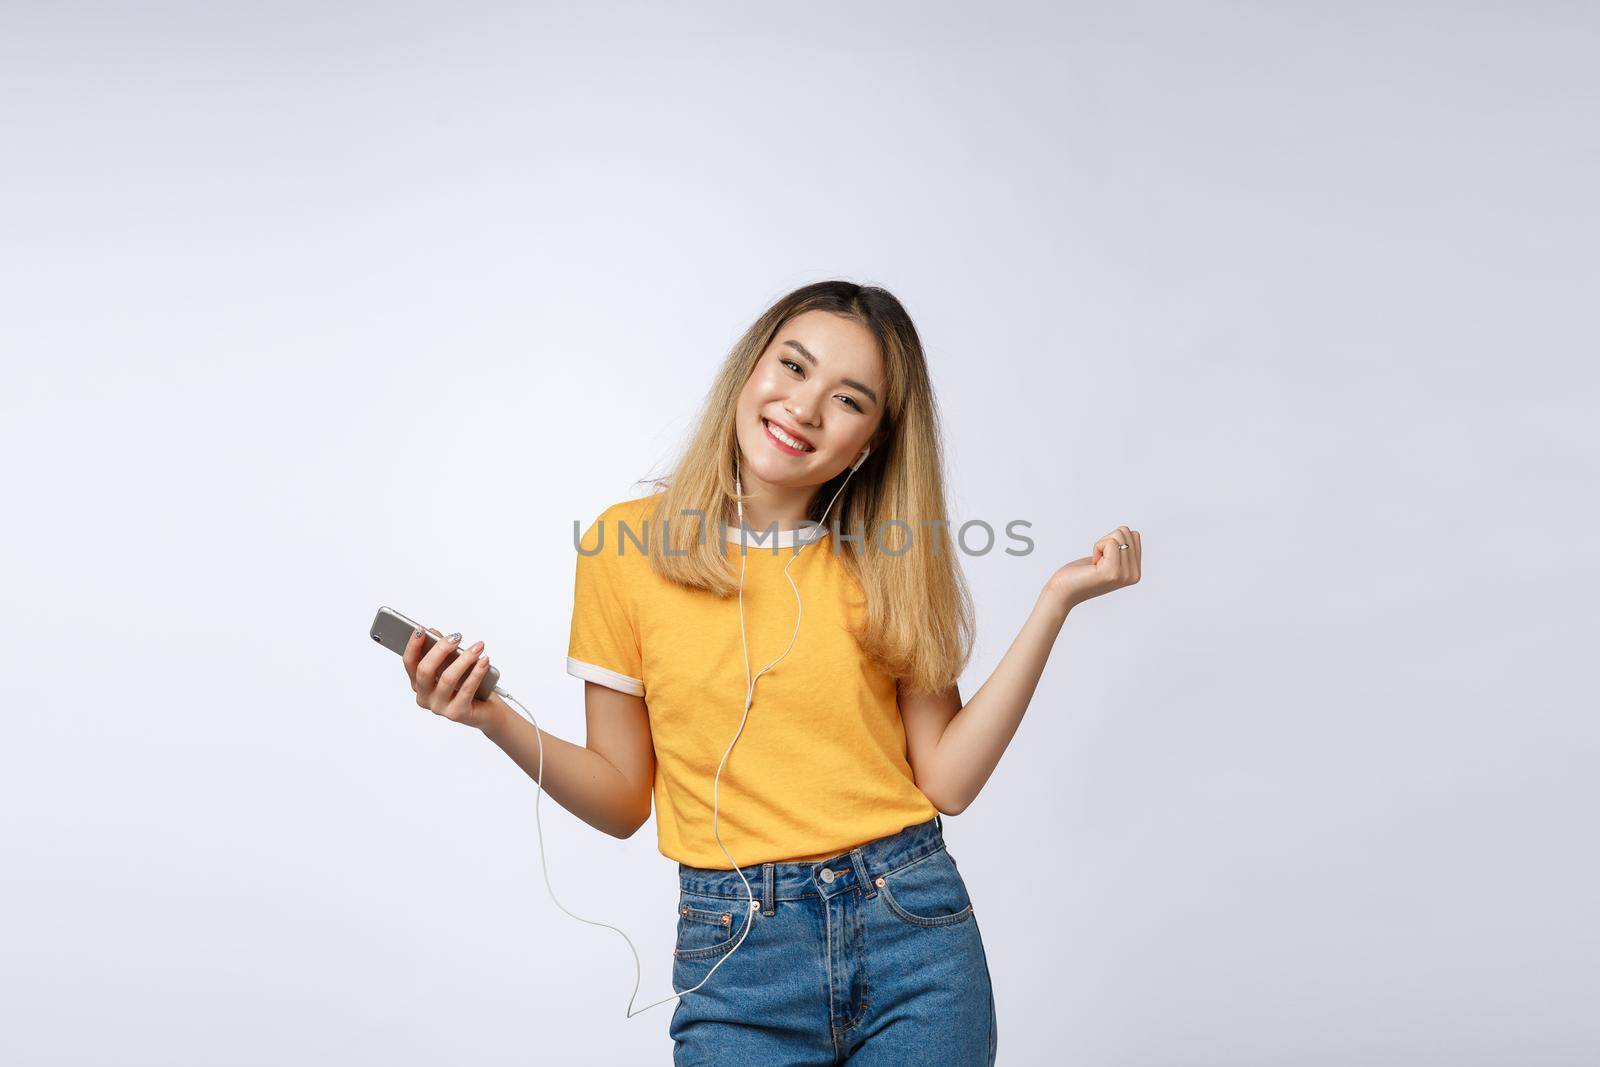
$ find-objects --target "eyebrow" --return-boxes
[782,340,880,408]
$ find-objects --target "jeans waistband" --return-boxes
[677,815,947,915]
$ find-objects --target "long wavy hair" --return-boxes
[637,279,974,696]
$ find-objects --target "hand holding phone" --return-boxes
[370,606,506,732]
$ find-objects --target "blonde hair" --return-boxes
[637,280,974,696]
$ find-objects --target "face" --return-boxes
[735,309,887,490]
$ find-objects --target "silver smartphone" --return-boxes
[370,605,501,702]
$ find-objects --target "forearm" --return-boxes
[931,589,1073,813]
[479,700,647,839]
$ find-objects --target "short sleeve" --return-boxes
[566,513,646,697]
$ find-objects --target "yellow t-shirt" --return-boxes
[566,492,937,869]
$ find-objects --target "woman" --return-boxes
[400,280,1142,1064]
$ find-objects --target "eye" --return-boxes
[780,358,803,374]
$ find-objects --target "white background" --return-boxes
[3,2,1595,1064]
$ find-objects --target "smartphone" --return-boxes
[370,606,501,702]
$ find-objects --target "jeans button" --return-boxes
[820,867,835,883]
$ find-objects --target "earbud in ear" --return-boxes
[850,445,871,472]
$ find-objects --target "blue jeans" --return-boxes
[669,815,998,1065]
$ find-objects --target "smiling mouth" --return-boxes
[762,417,815,454]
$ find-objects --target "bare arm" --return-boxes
[480,682,655,840]
[902,525,1142,815]
[901,589,1071,816]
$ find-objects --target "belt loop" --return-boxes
[935,812,944,836]
[848,845,877,900]
[761,862,776,916]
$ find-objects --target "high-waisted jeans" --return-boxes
[669,815,998,1065]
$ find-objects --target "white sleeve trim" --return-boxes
[566,657,645,697]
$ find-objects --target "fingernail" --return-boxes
[412,627,422,639]
[448,632,461,643]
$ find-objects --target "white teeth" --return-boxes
[765,419,813,451]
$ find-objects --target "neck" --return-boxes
[733,466,816,533]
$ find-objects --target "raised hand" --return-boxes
[1044,525,1142,611]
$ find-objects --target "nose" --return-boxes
[785,386,825,427]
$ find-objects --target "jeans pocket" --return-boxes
[877,847,976,928]
[673,893,751,960]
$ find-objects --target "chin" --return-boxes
[738,449,814,489]
[745,457,804,488]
